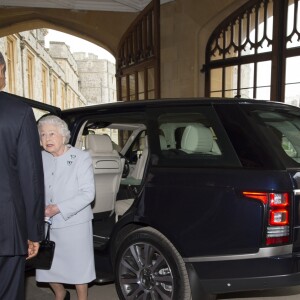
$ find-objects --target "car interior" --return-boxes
[159,122,221,156]
[73,112,224,248]
[73,118,148,248]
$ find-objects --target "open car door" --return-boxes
[7,92,62,120]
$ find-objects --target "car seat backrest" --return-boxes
[130,136,149,180]
[159,135,168,150]
[181,124,214,153]
[86,134,123,216]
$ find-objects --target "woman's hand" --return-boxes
[45,204,60,218]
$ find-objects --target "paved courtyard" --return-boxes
[25,271,118,300]
[25,271,300,300]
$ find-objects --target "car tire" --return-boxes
[114,226,192,300]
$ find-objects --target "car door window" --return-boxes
[83,128,132,152]
[124,131,147,164]
[14,93,61,120]
[154,108,240,167]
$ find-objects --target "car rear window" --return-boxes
[248,106,300,167]
[214,103,300,169]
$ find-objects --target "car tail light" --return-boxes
[269,193,289,207]
[269,209,289,225]
[243,191,290,246]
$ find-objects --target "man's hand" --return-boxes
[26,240,40,260]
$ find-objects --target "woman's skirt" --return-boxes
[36,221,96,284]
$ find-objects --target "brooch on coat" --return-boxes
[67,154,77,166]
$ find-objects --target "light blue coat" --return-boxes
[42,146,95,228]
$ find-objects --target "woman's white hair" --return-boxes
[38,115,70,144]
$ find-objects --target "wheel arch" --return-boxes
[113,225,192,300]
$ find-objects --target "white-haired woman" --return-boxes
[36,115,96,300]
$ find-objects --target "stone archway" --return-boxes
[0,7,138,56]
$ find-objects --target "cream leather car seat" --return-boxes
[86,134,123,216]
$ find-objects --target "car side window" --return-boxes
[159,122,221,156]
[155,109,240,167]
[80,128,133,152]
[253,110,300,165]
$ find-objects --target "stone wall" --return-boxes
[74,52,116,105]
[160,0,248,98]
[0,29,116,108]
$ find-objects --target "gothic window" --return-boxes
[205,0,300,106]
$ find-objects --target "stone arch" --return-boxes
[0,7,137,57]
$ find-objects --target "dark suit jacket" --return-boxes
[0,92,45,256]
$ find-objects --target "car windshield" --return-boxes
[251,106,300,165]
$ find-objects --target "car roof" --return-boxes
[61,97,292,118]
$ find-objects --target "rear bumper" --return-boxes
[199,272,300,294]
[186,251,300,298]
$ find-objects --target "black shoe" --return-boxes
[64,290,70,300]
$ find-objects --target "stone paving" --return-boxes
[25,270,300,300]
[25,271,118,300]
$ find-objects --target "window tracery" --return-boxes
[205,0,300,106]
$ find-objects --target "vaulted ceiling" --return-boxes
[0,0,173,12]
[0,0,243,59]
[0,0,175,55]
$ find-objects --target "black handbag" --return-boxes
[25,221,55,270]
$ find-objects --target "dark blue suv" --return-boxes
[23,94,300,300]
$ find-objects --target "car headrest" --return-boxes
[86,134,113,154]
[181,124,213,153]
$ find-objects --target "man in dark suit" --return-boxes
[0,52,45,299]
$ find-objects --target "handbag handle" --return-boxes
[44,221,51,241]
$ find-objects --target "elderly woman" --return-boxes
[36,115,96,300]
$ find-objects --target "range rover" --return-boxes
[21,93,300,300]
